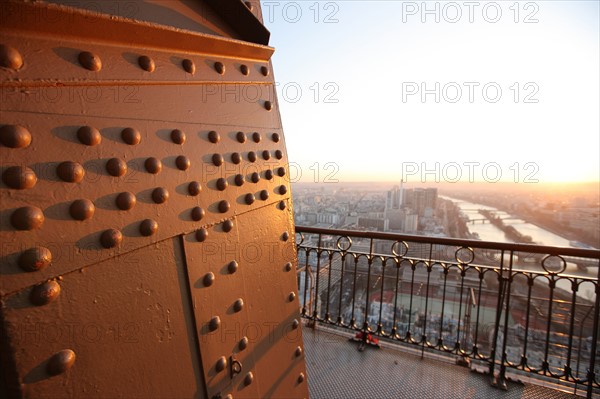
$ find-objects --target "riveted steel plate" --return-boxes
[0,237,204,398]
[0,1,306,397]
[183,202,307,398]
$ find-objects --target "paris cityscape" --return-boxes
[293,180,599,383]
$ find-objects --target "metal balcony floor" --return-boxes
[302,324,581,399]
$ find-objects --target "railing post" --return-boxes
[587,265,600,399]
[362,238,374,339]
[312,233,323,321]
[490,250,506,388]
[498,250,515,390]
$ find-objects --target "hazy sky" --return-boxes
[264,1,600,184]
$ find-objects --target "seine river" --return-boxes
[442,196,598,300]
[441,196,578,247]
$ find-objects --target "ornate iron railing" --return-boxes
[295,226,600,398]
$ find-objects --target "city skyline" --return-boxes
[265,1,600,183]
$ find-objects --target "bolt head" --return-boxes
[2,166,37,189]
[18,247,52,272]
[196,228,208,242]
[47,349,76,376]
[30,281,61,306]
[11,206,44,230]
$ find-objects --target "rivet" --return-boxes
[228,260,238,274]
[171,129,185,144]
[215,178,227,191]
[260,65,269,77]
[212,153,224,166]
[196,228,208,242]
[240,64,249,76]
[288,292,296,302]
[145,157,162,174]
[176,155,190,171]
[277,167,286,177]
[233,298,244,312]
[244,372,254,386]
[295,346,303,357]
[234,174,245,186]
[0,44,23,70]
[223,220,234,232]
[101,228,122,249]
[252,132,261,143]
[231,152,241,164]
[78,51,102,71]
[188,181,202,196]
[216,356,227,372]
[2,166,37,189]
[298,373,305,383]
[244,193,255,205]
[262,150,270,160]
[278,201,287,210]
[279,185,288,195]
[208,130,220,144]
[260,190,269,201]
[30,281,61,306]
[138,55,155,72]
[292,319,299,329]
[265,170,273,180]
[248,151,257,163]
[11,206,44,230]
[264,101,273,111]
[56,161,84,183]
[203,272,215,287]
[209,315,220,331]
[282,231,290,241]
[239,336,249,350]
[77,126,101,146]
[116,192,136,210]
[285,262,292,272]
[18,247,52,272]
[121,127,141,145]
[152,187,169,204]
[272,133,280,142]
[236,131,246,143]
[191,206,205,221]
[140,219,158,236]
[69,199,95,221]
[0,125,31,148]
[106,158,127,177]
[218,200,230,213]
[214,61,225,75]
[47,349,76,376]
[275,150,283,160]
[182,59,195,74]
[245,1,253,11]
[250,172,259,183]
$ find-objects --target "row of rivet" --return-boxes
[0,43,270,77]
[212,151,283,167]
[3,161,286,191]
[0,125,281,149]
[5,181,283,221]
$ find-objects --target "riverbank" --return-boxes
[445,194,598,249]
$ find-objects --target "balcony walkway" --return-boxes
[302,324,582,399]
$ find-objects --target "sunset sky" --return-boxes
[264,1,600,184]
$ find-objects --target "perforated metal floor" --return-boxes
[302,324,581,399]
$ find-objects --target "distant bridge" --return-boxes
[468,216,523,224]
